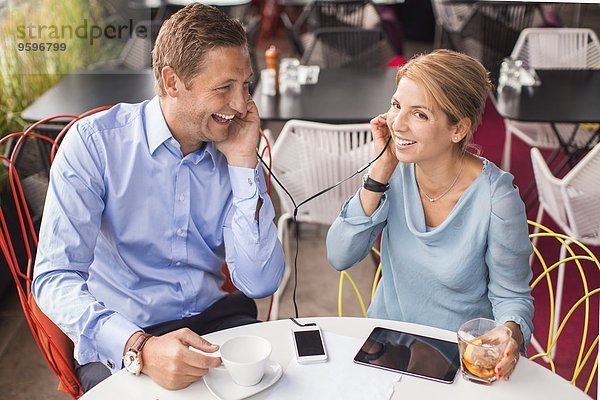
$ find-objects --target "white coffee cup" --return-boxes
[220,336,272,386]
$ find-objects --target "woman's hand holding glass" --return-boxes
[494,322,523,381]
[469,323,521,381]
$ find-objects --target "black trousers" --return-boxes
[75,291,258,392]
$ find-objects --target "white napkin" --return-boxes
[265,331,401,400]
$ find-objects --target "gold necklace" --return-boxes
[416,155,465,203]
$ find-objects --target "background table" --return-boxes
[493,69,600,124]
[492,69,600,207]
[80,317,591,400]
[21,70,155,122]
[493,69,600,168]
[253,68,397,124]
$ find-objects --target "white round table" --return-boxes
[80,317,591,400]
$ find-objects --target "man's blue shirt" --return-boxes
[33,97,285,373]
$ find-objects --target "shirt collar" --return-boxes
[144,96,172,155]
[195,141,219,168]
[144,96,218,168]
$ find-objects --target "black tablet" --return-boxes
[354,327,460,384]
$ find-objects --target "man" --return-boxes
[32,4,285,391]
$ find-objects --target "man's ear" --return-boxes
[162,66,180,98]
[452,117,472,143]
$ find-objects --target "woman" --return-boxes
[326,49,533,381]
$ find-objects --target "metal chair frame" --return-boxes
[301,26,395,69]
[528,220,599,394]
[281,0,371,56]
[0,107,110,398]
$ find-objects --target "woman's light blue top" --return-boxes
[327,159,534,345]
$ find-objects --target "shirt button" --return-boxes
[179,194,185,202]
[177,228,184,236]
[176,261,182,266]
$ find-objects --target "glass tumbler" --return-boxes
[457,318,512,384]
[498,58,522,94]
[279,58,301,94]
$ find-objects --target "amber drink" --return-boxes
[457,318,512,384]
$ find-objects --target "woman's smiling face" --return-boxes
[386,77,458,164]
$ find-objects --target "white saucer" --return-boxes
[204,359,283,400]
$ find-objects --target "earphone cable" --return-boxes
[256,133,392,318]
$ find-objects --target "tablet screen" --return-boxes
[354,327,460,383]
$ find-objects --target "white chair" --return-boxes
[431,0,476,50]
[530,143,600,357]
[501,28,600,171]
[88,20,162,72]
[269,120,373,320]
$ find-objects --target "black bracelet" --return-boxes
[362,174,389,193]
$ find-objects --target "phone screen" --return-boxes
[354,327,460,383]
[294,330,325,356]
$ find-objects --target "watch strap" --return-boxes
[130,332,152,354]
[363,175,389,193]
[124,332,152,375]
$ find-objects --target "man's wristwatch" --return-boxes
[123,333,152,375]
[362,174,390,193]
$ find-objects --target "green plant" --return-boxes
[0,0,120,136]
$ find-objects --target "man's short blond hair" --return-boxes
[152,3,247,96]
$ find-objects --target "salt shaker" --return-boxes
[265,45,280,94]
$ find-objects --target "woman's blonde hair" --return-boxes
[396,49,493,151]
[152,3,247,96]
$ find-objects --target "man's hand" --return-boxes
[141,328,221,390]
[216,99,260,168]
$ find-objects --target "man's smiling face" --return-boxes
[173,45,253,145]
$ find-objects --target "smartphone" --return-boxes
[292,325,328,363]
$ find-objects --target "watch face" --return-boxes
[124,350,141,374]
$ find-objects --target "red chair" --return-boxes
[0,109,275,398]
[0,107,110,399]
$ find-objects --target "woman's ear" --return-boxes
[452,117,472,143]
[161,66,180,98]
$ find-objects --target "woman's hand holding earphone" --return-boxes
[369,113,398,184]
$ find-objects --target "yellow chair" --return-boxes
[528,220,599,395]
[337,246,381,317]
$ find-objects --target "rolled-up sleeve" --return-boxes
[485,173,534,348]
[223,163,285,298]
[326,189,389,271]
